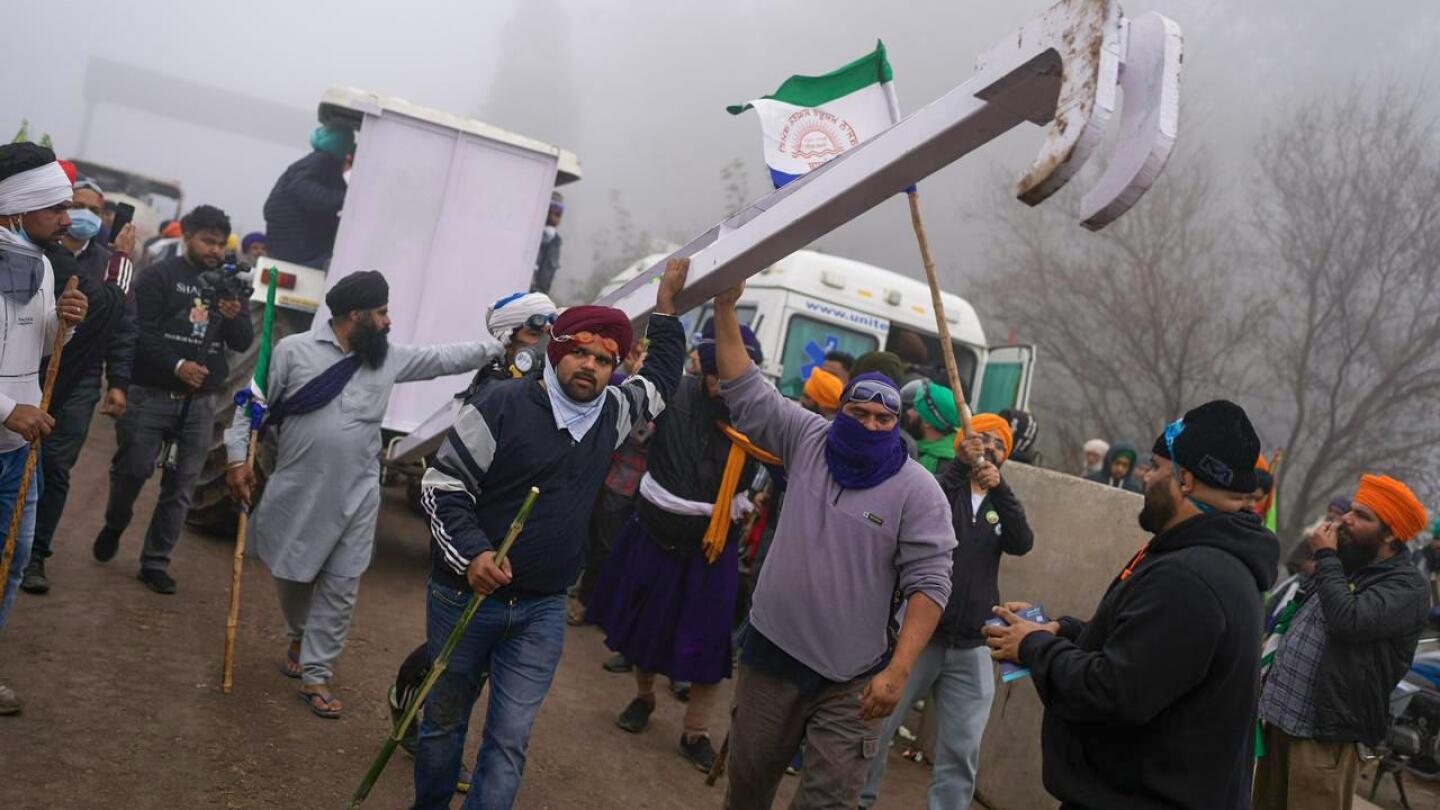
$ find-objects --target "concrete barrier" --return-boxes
[973,461,1149,810]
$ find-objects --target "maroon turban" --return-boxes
[547,305,633,368]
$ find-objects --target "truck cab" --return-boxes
[67,159,183,245]
[605,249,1034,412]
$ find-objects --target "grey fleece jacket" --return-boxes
[721,365,956,681]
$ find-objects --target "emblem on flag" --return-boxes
[729,41,901,189]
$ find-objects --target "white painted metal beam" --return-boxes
[597,0,1182,320]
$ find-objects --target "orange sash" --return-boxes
[701,424,782,563]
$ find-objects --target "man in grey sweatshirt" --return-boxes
[711,283,957,809]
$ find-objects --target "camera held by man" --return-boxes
[91,204,254,596]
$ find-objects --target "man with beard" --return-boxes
[23,177,137,595]
[386,290,557,789]
[711,283,957,810]
[1085,441,1143,493]
[862,412,1032,810]
[0,143,90,714]
[586,322,773,772]
[1254,474,1429,810]
[904,381,961,476]
[985,400,1279,810]
[412,263,686,809]
[224,270,501,719]
[93,204,251,594]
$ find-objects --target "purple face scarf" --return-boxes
[823,373,907,489]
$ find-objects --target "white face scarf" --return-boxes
[542,356,608,442]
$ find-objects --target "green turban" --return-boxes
[915,382,960,433]
[851,351,905,386]
[310,125,355,159]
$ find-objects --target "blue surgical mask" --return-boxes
[67,209,102,241]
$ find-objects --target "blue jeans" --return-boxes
[412,581,566,810]
[859,644,995,809]
[0,444,41,628]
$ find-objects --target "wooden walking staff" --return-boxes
[349,487,541,809]
[0,276,79,595]
[220,421,261,695]
[905,189,974,441]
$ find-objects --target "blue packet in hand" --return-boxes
[984,605,1050,682]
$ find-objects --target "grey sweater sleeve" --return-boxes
[718,364,826,462]
[895,474,958,610]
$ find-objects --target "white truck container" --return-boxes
[247,87,581,433]
[191,88,581,533]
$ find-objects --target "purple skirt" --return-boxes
[586,514,738,684]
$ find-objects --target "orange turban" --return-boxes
[803,368,843,411]
[1353,474,1429,541]
[963,413,1013,456]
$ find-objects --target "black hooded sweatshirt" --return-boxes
[1017,510,1279,810]
[1084,440,1142,493]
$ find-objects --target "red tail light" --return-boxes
[260,268,297,290]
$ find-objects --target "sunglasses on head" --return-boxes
[845,380,902,414]
[554,331,619,358]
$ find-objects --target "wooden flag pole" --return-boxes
[0,276,79,594]
[905,189,973,439]
[220,430,259,694]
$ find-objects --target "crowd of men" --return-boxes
[1,130,1436,810]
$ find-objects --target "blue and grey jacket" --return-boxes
[422,313,684,599]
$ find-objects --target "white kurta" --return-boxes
[224,322,501,582]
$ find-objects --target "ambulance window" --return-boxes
[885,327,978,396]
[689,304,757,339]
[778,316,879,398]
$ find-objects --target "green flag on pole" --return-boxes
[250,280,278,402]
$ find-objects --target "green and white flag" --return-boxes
[247,280,278,407]
[728,41,901,188]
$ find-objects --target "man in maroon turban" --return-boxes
[410,263,689,808]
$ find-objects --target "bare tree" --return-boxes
[720,157,752,216]
[567,189,664,305]
[1256,86,1440,540]
[973,149,1260,471]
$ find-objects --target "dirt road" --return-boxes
[0,418,934,809]
[3,417,1431,809]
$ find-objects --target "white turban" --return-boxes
[1084,439,1110,455]
[486,291,557,343]
[0,162,72,216]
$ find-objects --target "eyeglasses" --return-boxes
[553,331,619,358]
[523,313,555,331]
[845,379,902,414]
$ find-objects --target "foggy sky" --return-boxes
[7,0,1440,317]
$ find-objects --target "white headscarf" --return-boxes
[542,355,608,441]
[1083,438,1110,473]
[0,162,72,216]
[486,291,557,343]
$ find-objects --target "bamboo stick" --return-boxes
[0,276,79,594]
[220,430,259,694]
[906,190,974,440]
[348,487,540,809]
